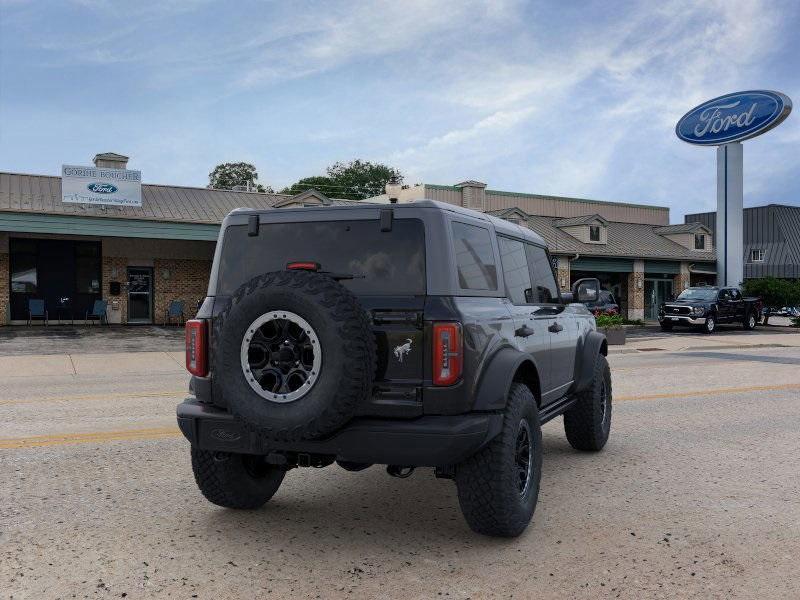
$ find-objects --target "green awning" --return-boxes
[644,260,680,274]
[571,257,634,273]
[0,211,220,241]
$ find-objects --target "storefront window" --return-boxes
[75,243,101,293]
[11,253,37,292]
[10,239,38,293]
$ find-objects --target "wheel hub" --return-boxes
[515,420,533,497]
[240,311,322,403]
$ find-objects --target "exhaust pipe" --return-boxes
[386,465,414,478]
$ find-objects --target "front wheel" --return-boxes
[455,383,542,537]
[191,448,285,509]
[743,311,757,330]
[701,315,716,334]
[660,321,673,331]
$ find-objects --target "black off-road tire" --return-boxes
[191,448,285,509]
[213,270,376,441]
[454,383,542,537]
[660,322,673,331]
[564,354,612,451]
[743,310,757,331]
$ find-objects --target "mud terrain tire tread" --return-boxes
[563,354,612,451]
[191,448,285,509]
[454,383,542,537]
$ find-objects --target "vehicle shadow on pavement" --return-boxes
[189,429,627,551]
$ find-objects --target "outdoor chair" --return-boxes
[27,299,48,326]
[164,300,186,326]
[85,299,109,326]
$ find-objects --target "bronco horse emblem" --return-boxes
[393,338,413,363]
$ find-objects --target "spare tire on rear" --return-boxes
[213,270,376,441]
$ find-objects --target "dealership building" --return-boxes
[0,153,716,325]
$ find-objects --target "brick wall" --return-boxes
[102,256,129,324]
[673,262,691,296]
[153,258,211,325]
[626,260,645,320]
[0,253,9,326]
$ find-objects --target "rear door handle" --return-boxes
[548,322,563,333]
[515,325,535,338]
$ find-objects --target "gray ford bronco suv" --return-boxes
[178,200,612,537]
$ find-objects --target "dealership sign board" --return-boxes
[675,90,792,288]
[61,165,142,207]
[676,90,792,146]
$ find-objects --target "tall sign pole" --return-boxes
[676,90,791,286]
[716,142,743,286]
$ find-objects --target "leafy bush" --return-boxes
[595,314,624,329]
[792,316,800,328]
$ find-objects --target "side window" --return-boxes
[719,289,730,301]
[451,222,497,291]
[730,289,741,301]
[498,237,532,304]
[525,244,559,303]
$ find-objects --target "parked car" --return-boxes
[585,290,620,315]
[177,200,612,537]
[658,286,762,334]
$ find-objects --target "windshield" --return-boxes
[676,288,717,301]
[217,218,426,296]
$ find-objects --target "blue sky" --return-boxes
[1,0,798,222]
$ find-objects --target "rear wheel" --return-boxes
[191,448,285,509]
[564,354,612,451]
[454,383,542,537]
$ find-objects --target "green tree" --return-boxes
[281,160,403,200]
[209,162,273,193]
[280,176,338,197]
[742,277,800,325]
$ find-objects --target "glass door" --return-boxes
[644,278,674,320]
[127,267,153,324]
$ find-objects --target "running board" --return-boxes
[539,395,577,424]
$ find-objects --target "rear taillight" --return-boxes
[185,319,208,377]
[286,261,320,271]
[432,322,463,386]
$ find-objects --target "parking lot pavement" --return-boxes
[2,345,800,598]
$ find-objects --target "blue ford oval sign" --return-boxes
[87,182,118,194]
[676,90,791,145]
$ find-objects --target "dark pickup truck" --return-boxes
[658,286,762,334]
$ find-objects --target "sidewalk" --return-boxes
[609,329,800,354]
[0,351,186,377]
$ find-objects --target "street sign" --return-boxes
[62,165,142,207]
[676,90,792,146]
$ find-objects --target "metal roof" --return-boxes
[654,223,710,235]
[489,208,714,262]
[0,171,289,224]
[554,214,608,227]
[686,204,800,277]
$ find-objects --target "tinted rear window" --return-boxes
[217,219,425,296]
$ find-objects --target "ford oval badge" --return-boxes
[676,90,792,146]
[87,182,118,194]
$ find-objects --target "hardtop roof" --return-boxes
[231,199,548,247]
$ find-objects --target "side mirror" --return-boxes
[572,277,600,304]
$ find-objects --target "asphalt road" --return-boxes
[2,344,800,599]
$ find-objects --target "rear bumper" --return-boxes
[176,398,503,467]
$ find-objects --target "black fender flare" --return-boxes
[573,330,608,394]
[472,347,541,412]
